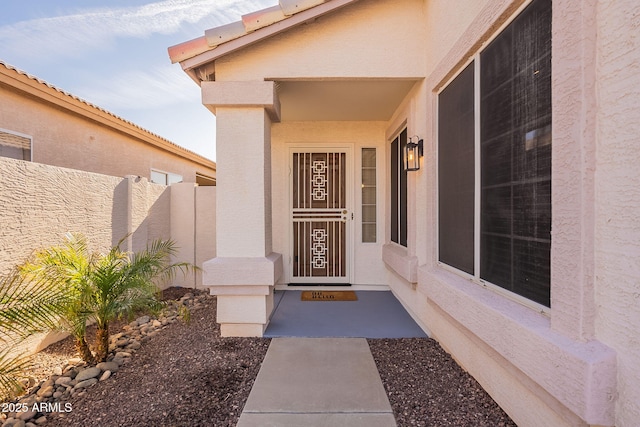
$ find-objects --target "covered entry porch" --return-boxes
[169,0,426,337]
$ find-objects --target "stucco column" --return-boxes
[201,81,282,337]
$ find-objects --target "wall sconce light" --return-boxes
[404,136,424,171]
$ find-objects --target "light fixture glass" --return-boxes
[404,136,423,171]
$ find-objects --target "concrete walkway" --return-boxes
[237,338,397,427]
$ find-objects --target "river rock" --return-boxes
[96,361,119,373]
[54,377,73,387]
[75,367,101,382]
[16,410,35,422]
[36,386,53,398]
[74,378,98,389]
[127,341,141,350]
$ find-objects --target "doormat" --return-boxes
[301,291,358,301]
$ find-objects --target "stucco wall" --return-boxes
[215,0,426,81]
[0,157,170,276]
[0,83,216,183]
[424,0,490,78]
[170,182,216,288]
[388,0,623,425]
[594,0,640,424]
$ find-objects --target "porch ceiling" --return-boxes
[276,79,418,121]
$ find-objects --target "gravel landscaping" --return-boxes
[369,338,517,427]
[2,289,516,427]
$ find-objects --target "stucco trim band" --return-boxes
[418,266,616,425]
[203,252,283,287]
[382,243,418,284]
[201,81,281,122]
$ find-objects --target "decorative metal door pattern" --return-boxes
[292,151,349,281]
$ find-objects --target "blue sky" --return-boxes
[0,0,277,161]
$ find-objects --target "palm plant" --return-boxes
[23,234,190,363]
[0,267,70,401]
[21,233,96,364]
[89,238,189,362]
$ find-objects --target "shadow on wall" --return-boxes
[111,178,216,290]
[111,176,173,279]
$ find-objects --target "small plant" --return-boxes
[22,234,96,363]
[90,237,189,362]
[0,267,70,401]
[23,233,191,363]
[177,304,191,324]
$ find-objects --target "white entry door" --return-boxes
[290,149,352,284]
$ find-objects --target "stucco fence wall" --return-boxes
[0,157,215,288]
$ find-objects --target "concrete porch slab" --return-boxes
[237,337,396,427]
[264,290,427,338]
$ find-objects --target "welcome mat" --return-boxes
[301,291,358,301]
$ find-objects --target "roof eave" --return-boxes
[175,0,361,75]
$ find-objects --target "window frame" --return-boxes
[361,147,377,243]
[0,127,33,161]
[436,0,551,314]
[390,128,408,247]
[150,168,183,185]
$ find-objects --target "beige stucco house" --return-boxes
[169,0,640,426]
[0,61,216,186]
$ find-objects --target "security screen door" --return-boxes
[291,150,351,284]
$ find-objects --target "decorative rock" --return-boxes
[99,371,111,381]
[111,357,125,366]
[75,367,101,382]
[16,411,35,422]
[73,378,98,389]
[34,416,47,425]
[115,351,131,359]
[152,320,162,327]
[52,367,63,376]
[115,338,129,347]
[127,341,141,350]
[135,315,150,325]
[41,379,55,389]
[2,419,26,427]
[96,361,119,373]
[128,321,138,328]
[63,368,77,379]
[19,396,36,407]
[36,386,53,398]
[54,377,73,387]
[52,391,63,399]
[66,357,83,366]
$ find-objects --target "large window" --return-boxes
[390,129,408,247]
[0,129,31,161]
[438,0,552,307]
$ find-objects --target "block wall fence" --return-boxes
[0,157,215,288]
